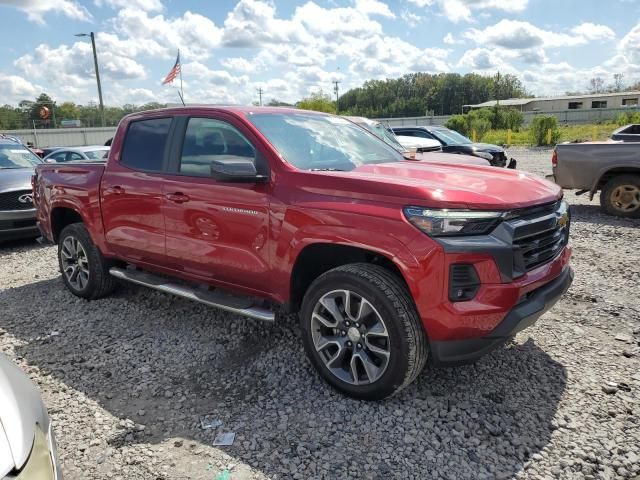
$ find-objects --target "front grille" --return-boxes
[511,201,570,274]
[0,190,33,211]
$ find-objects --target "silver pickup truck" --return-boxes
[550,142,640,217]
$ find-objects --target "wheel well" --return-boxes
[51,207,83,243]
[596,168,640,191]
[288,243,408,313]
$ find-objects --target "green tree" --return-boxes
[530,115,560,146]
[297,91,336,113]
[57,102,80,121]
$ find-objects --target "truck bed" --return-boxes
[34,162,106,243]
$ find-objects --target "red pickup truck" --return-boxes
[33,107,573,400]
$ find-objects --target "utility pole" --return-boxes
[333,80,340,114]
[256,88,264,106]
[75,32,105,127]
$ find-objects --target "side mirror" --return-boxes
[45,158,56,163]
[210,158,268,183]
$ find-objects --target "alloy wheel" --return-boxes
[310,289,390,385]
[60,236,90,290]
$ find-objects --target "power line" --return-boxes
[256,88,264,106]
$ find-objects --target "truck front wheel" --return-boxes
[299,263,428,400]
[58,223,116,299]
[600,174,640,218]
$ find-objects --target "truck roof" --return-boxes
[127,105,318,118]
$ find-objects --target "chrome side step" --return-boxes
[109,267,275,322]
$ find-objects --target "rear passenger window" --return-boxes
[121,118,171,171]
[179,117,255,177]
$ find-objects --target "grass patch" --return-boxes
[480,123,619,146]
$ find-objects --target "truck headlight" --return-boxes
[15,425,56,480]
[403,207,504,237]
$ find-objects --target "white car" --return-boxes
[0,353,62,479]
[394,134,442,153]
[43,146,109,163]
[345,117,441,153]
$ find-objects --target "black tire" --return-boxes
[58,223,116,299]
[600,174,640,218]
[299,263,428,400]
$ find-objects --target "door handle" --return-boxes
[105,186,125,195]
[166,192,190,204]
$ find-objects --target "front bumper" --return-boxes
[430,266,573,365]
[0,209,39,242]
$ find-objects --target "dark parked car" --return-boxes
[0,135,42,242]
[391,126,516,168]
[611,124,640,142]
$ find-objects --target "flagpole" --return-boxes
[178,49,184,105]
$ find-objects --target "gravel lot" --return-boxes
[1,148,639,480]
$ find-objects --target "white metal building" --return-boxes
[465,91,640,112]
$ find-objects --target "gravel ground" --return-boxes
[1,148,639,480]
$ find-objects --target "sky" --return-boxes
[0,0,639,107]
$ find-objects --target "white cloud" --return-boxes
[465,20,616,50]
[0,0,91,23]
[94,0,162,11]
[571,22,615,42]
[443,33,462,45]
[12,39,147,105]
[408,0,528,23]
[221,0,311,47]
[114,8,223,59]
[354,0,395,18]
[220,56,262,73]
[400,9,422,28]
[617,22,640,64]
[0,74,43,104]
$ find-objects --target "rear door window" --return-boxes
[121,118,172,172]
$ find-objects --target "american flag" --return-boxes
[162,51,181,85]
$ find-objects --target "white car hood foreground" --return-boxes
[395,135,442,150]
[0,354,49,477]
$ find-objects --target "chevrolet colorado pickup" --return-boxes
[34,107,573,400]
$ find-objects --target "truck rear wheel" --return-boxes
[58,223,116,299]
[299,263,428,400]
[600,174,640,218]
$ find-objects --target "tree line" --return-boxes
[2,72,638,131]
[0,93,166,130]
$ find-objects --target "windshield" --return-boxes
[84,149,109,160]
[431,128,472,146]
[248,113,404,171]
[0,144,42,169]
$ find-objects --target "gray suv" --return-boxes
[0,136,42,242]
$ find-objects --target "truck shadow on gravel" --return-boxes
[2,278,567,479]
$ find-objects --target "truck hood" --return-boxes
[0,354,49,475]
[329,161,561,210]
[0,168,34,193]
